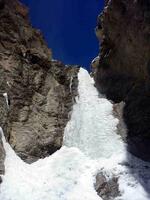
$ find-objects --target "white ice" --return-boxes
[1,68,150,200]
[64,68,125,159]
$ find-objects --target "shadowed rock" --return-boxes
[94,0,150,161]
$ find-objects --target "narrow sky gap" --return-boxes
[21,0,104,70]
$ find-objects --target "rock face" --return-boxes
[3,61,78,163]
[0,135,5,182]
[0,0,79,175]
[94,0,150,161]
[95,173,120,200]
[113,102,127,141]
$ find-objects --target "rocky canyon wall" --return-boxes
[94,0,150,161]
[0,0,79,181]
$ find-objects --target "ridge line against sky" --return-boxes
[21,0,104,70]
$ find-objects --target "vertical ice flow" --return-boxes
[64,68,124,159]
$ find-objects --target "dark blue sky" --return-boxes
[21,0,104,70]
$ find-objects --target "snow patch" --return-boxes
[0,128,101,200]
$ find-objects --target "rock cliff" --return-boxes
[0,0,79,181]
[94,0,150,161]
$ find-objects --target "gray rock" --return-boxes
[113,101,127,141]
[0,0,79,168]
[94,0,150,162]
[0,95,7,182]
[2,60,79,163]
[95,173,120,200]
[0,134,5,182]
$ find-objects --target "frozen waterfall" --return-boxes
[63,68,124,158]
[0,68,150,200]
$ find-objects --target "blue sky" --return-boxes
[21,0,104,70]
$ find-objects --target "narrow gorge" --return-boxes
[0,0,150,200]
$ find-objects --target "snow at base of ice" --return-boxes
[1,68,150,200]
[0,129,100,200]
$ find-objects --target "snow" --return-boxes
[96,153,150,200]
[1,68,150,200]
[0,130,100,200]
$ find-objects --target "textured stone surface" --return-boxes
[0,79,8,180]
[0,0,79,171]
[95,173,120,200]
[94,0,150,161]
[94,0,150,102]
[4,61,79,163]
[95,0,150,82]
[0,135,5,180]
[113,101,127,141]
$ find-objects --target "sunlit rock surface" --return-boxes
[0,0,79,167]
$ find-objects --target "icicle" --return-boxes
[0,127,3,138]
[3,93,9,109]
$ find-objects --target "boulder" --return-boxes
[95,173,120,200]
